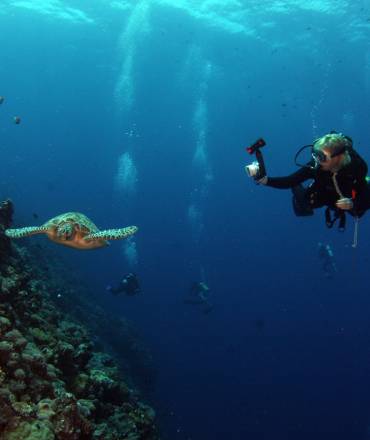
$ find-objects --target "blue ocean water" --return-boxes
[1,1,370,438]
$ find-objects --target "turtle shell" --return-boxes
[44,212,100,235]
[43,212,106,249]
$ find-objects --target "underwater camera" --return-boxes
[245,161,260,178]
[245,138,267,179]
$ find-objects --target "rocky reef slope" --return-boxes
[0,200,160,440]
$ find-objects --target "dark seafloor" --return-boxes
[0,199,160,440]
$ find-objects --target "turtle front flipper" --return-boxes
[84,225,138,241]
[5,226,48,239]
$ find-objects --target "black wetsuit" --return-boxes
[184,282,213,314]
[266,148,370,217]
[109,273,140,296]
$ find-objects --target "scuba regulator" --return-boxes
[245,138,267,180]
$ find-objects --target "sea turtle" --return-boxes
[5,212,138,250]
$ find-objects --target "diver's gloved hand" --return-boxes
[255,175,268,185]
[336,197,353,210]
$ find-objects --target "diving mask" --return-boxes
[295,145,346,169]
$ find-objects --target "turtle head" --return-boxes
[57,223,74,240]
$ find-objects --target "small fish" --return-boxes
[32,213,39,219]
[0,96,4,104]
[13,116,21,124]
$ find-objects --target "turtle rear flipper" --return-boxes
[5,226,48,239]
[84,225,138,241]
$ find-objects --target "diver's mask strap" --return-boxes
[330,146,347,159]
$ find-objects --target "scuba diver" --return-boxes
[317,242,338,279]
[106,272,140,296]
[184,281,213,314]
[245,132,370,236]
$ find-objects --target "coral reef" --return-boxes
[0,201,160,440]
[27,244,157,395]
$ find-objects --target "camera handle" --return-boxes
[255,149,266,179]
